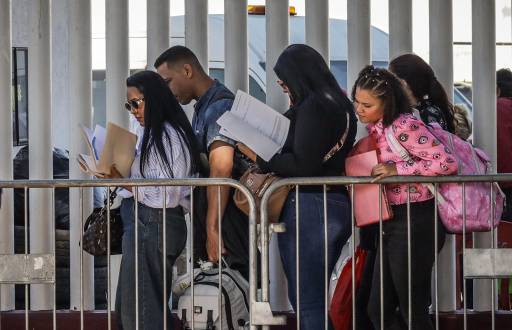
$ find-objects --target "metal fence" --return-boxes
[0,178,260,330]
[1,175,512,329]
[258,174,512,330]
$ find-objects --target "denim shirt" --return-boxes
[192,80,236,154]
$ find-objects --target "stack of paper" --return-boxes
[216,90,290,161]
[78,122,137,178]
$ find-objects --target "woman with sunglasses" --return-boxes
[107,70,200,330]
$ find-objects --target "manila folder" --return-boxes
[97,122,137,178]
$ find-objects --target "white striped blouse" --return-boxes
[125,123,193,210]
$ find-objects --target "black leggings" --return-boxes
[367,199,445,330]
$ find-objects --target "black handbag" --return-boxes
[83,188,123,256]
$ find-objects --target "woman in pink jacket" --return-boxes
[352,65,457,330]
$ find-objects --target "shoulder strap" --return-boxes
[323,112,351,163]
[384,126,413,163]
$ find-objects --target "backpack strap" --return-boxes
[385,126,414,164]
[323,112,351,163]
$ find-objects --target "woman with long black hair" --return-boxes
[389,53,456,133]
[238,44,357,329]
[107,70,200,330]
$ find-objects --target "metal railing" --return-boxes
[2,175,512,329]
[259,174,512,330]
[0,178,261,330]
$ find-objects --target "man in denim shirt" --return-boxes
[155,46,250,278]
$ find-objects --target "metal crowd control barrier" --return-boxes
[0,178,266,330]
[258,174,512,330]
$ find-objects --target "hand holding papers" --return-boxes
[78,122,137,178]
[216,90,290,161]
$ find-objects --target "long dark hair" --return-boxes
[389,53,455,132]
[126,70,200,177]
[273,44,354,114]
[352,65,413,127]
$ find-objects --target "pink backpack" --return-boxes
[386,122,505,234]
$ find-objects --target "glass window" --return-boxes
[12,48,28,146]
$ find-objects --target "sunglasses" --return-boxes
[124,97,144,112]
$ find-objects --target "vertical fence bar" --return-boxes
[323,185,328,330]
[224,0,249,93]
[389,0,413,59]
[79,188,84,330]
[351,185,356,330]
[434,183,439,329]
[28,0,53,309]
[430,0,457,312]
[184,0,209,72]
[106,0,130,128]
[407,186,412,330]
[347,0,371,140]
[52,188,56,330]
[134,187,139,330]
[190,186,195,330]
[107,187,112,330]
[0,0,15,313]
[69,0,94,313]
[163,188,167,330]
[218,186,223,330]
[305,0,329,62]
[265,0,290,115]
[296,185,300,330]
[378,184,384,330]
[472,0,496,312]
[147,0,170,69]
[490,184,495,330]
[462,183,467,330]
[24,187,28,330]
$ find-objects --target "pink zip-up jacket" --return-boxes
[367,113,457,205]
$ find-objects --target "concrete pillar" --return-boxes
[266,0,290,311]
[0,0,15,311]
[147,0,170,68]
[389,0,412,60]
[28,0,53,310]
[185,0,208,72]
[305,0,329,63]
[68,0,94,311]
[224,0,248,93]
[429,0,457,312]
[347,0,371,139]
[106,0,130,129]
[472,0,496,312]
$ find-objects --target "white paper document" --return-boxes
[216,90,290,161]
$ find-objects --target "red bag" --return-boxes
[329,247,368,330]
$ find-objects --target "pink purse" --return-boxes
[345,137,393,227]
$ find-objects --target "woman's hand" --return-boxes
[102,165,133,192]
[371,163,398,182]
[103,165,123,179]
[236,143,257,162]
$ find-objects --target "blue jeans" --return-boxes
[278,189,351,330]
[116,198,187,330]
